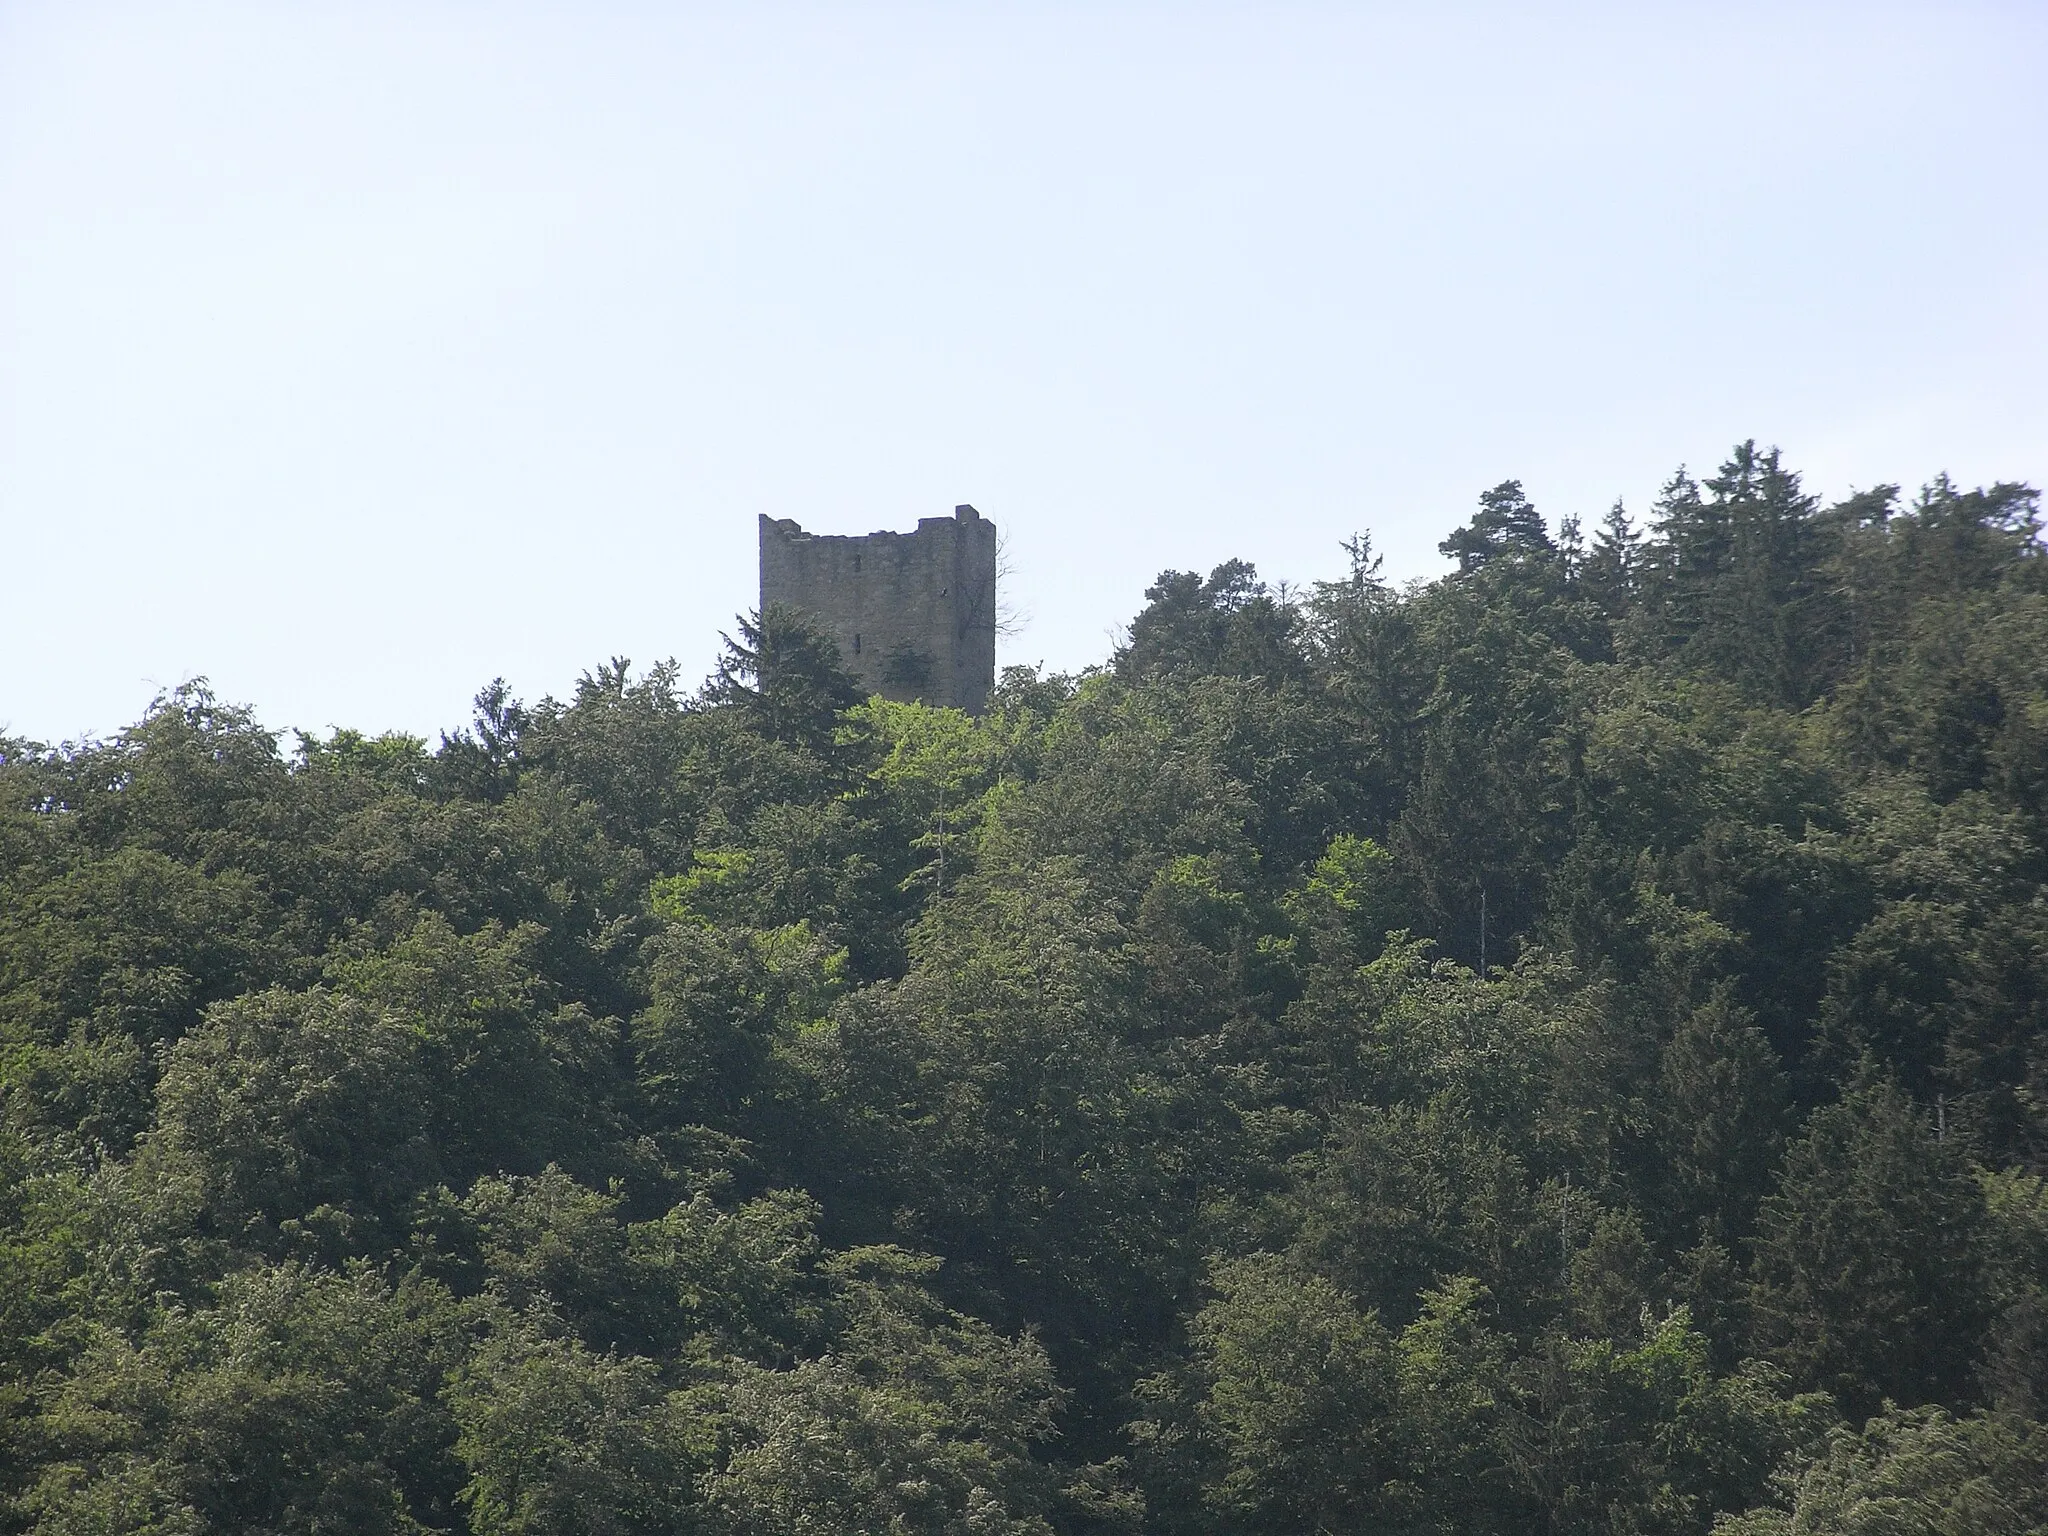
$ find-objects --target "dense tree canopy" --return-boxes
[3,442,2046,1533]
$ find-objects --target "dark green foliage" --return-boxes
[3,452,2046,1533]
[1439,479,1557,575]
[1653,992,1790,1246]
[20,1265,465,1535]
[1748,1078,1995,1418]
[1117,561,1305,684]
[708,606,865,754]
[1717,1405,2048,1536]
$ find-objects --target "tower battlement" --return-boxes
[758,504,998,713]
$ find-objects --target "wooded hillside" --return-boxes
[4,443,2047,1534]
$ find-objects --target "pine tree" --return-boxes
[1439,480,1557,574]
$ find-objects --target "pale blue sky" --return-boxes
[3,1,2044,743]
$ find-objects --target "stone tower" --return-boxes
[758,504,999,713]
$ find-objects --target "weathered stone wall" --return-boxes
[758,504,998,713]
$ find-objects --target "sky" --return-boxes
[2,1,2045,745]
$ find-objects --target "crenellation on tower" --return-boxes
[759,504,998,713]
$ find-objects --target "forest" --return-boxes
[3,441,2047,1534]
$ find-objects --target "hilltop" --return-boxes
[3,442,2047,1534]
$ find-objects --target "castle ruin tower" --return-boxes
[758,504,999,713]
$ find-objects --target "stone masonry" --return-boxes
[758,504,999,713]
